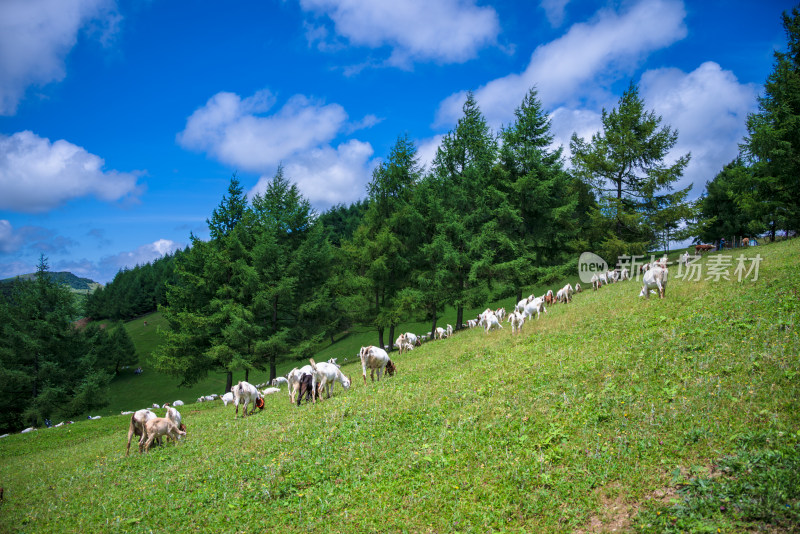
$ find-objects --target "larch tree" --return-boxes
[431,92,498,329]
[742,7,800,238]
[570,82,691,260]
[498,88,582,298]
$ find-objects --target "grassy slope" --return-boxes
[2,242,797,533]
[102,272,593,414]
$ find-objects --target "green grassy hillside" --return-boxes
[5,241,796,533]
[103,271,594,414]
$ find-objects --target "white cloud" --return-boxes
[548,107,602,158]
[640,61,759,195]
[99,238,182,277]
[0,131,142,213]
[540,0,570,27]
[250,139,378,208]
[0,220,24,254]
[415,134,445,173]
[177,90,349,172]
[299,0,500,67]
[435,0,687,129]
[0,0,119,115]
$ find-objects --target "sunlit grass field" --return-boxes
[1,240,797,533]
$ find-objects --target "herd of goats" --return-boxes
[120,256,671,455]
[0,256,672,448]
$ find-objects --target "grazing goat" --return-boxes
[435,327,447,340]
[359,346,394,384]
[309,359,351,398]
[287,365,317,404]
[271,377,289,388]
[221,392,234,406]
[126,409,157,456]
[640,265,668,299]
[142,418,185,453]
[575,282,582,293]
[446,324,454,337]
[232,381,262,417]
[163,405,184,442]
[296,373,316,406]
[591,274,601,291]
[403,332,420,346]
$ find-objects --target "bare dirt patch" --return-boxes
[575,482,680,533]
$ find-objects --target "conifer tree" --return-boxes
[742,7,800,238]
[498,88,582,297]
[431,92,497,328]
[570,82,691,259]
[354,135,423,348]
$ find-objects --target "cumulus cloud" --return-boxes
[0,0,119,115]
[0,220,23,254]
[540,0,571,27]
[100,238,183,275]
[640,61,759,195]
[249,139,378,207]
[0,131,143,213]
[548,107,602,158]
[177,90,349,172]
[435,0,687,129]
[299,0,500,67]
[415,134,445,173]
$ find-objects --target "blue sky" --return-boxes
[0,0,793,283]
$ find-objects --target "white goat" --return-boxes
[446,324,453,337]
[221,392,234,406]
[310,359,351,398]
[508,311,525,335]
[522,297,547,320]
[287,366,318,404]
[232,381,262,417]
[591,274,601,291]
[359,346,395,384]
[640,265,668,299]
[163,405,184,441]
[271,377,289,388]
[435,327,447,340]
[479,311,503,333]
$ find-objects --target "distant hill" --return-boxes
[0,271,102,298]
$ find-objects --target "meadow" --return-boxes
[0,240,797,533]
